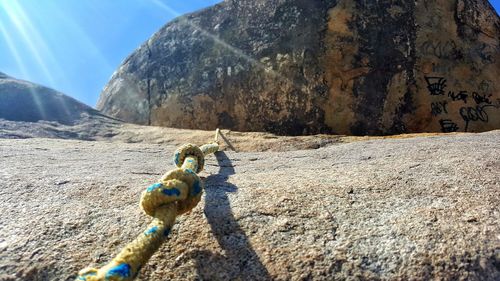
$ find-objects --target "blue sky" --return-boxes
[0,0,222,106]
[0,1,499,107]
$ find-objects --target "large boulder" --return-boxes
[97,0,500,135]
[0,72,100,125]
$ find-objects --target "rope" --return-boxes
[76,130,220,281]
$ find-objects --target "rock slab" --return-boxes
[0,131,499,280]
[0,73,101,125]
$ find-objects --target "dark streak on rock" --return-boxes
[351,0,417,136]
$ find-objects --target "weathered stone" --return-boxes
[97,0,500,136]
[0,73,101,125]
[0,131,499,280]
[1,117,426,152]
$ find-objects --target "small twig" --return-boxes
[131,172,162,175]
[218,130,237,152]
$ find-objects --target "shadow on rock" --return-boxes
[189,151,271,280]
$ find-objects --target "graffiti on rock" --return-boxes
[472,92,492,105]
[478,80,493,94]
[424,75,498,133]
[459,105,493,132]
[459,89,499,132]
[448,91,468,103]
[439,119,459,133]
[471,43,496,65]
[421,40,457,59]
[431,101,448,116]
[425,76,447,96]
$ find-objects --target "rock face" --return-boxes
[0,132,499,280]
[97,0,500,135]
[0,72,100,125]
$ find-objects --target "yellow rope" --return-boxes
[77,130,220,281]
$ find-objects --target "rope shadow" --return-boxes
[189,151,271,280]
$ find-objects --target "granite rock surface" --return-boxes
[0,73,102,125]
[0,131,499,280]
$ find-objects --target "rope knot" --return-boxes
[174,144,205,173]
[141,145,206,218]
[140,169,203,217]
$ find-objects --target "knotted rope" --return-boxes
[77,129,220,281]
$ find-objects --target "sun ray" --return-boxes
[0,20,48,120]
[2,1,84,118]
[2,1,58,87]
[0,20,29,77]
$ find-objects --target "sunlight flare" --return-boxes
[1,1,59,86]
[0,21,48,120]
[150,0,297,87]
[0,22,29,77]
